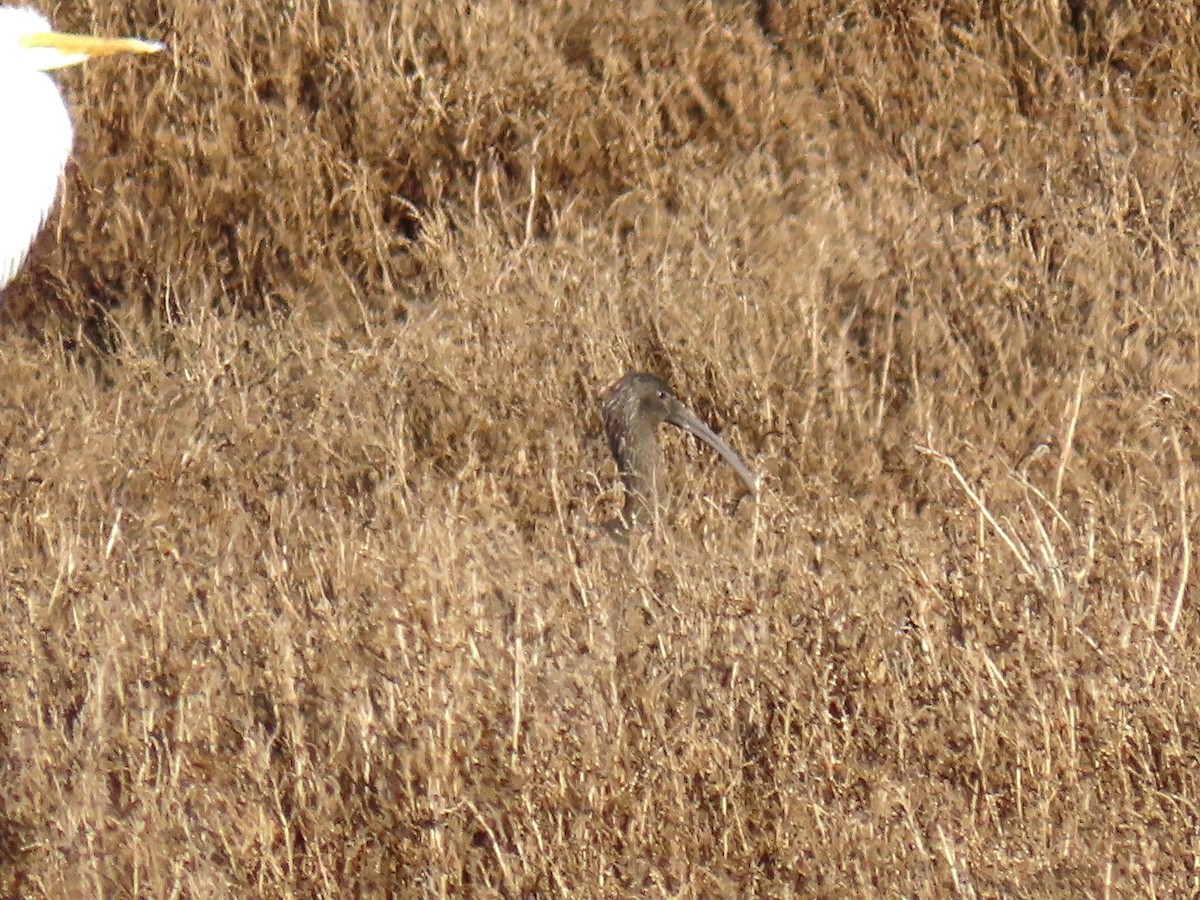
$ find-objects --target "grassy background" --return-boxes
[2,0,1200,894]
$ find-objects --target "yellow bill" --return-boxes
[20,30,164,70]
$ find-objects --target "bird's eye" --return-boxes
[657,389,669,400]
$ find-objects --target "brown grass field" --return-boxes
[2,0,1200,894]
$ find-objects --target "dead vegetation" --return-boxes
[1,0,1200,894]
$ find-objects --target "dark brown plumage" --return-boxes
[601,372,757,530]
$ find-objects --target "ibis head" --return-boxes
[601,372,757,530]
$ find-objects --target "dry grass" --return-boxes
[2,0,1200,894]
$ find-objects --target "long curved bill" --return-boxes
[21,30,164,71]
[666,405,759,496]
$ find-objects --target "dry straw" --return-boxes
[2,0,1200,895]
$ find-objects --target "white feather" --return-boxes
[0,8,73,290]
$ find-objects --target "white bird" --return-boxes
[0,6,162,290]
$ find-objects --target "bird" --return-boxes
[0,6,162,291]
[602,372,758,531]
